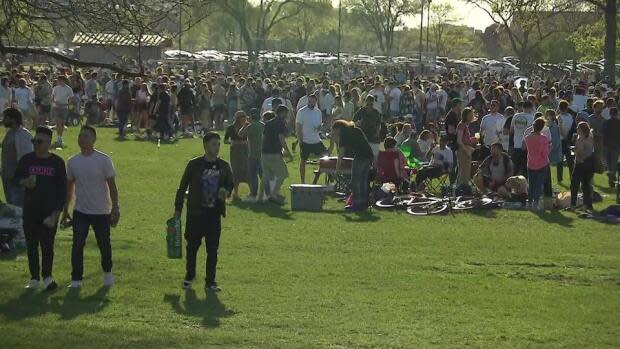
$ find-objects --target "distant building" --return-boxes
[72,32,172,64]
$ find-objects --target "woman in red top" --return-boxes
[456,107,477,186]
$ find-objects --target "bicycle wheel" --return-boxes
[453,197,493,210]
[407,202,449,216]
[407,196,442,207]
[375,195,411,209]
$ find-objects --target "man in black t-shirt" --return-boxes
[331,120,373,211]
[15,126,67,291]
[175,132,233,292]
[353,95,382,159]
[260,108,293,204]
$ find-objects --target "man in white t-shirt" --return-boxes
[51,76,74,147]
[510,101,535,175]
[385,82,402,119]
[296,94,326,183]
[13,79,35,127]
[480,100,503,147]
[63,126,120,289]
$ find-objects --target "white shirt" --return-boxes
[431,147,454,170]
[467,88,476,103]
[602,107,611,120]
[67,150,116,215]
[295,106,322,144]
[558,112,574,140]
[296,95,309,112]
[369,89,385,113]
[387,87,402,112]
[511,112,534,149]
[105,80,116,99]
[14,87,34,111]
[52,84,74,106]
[570,94,587,112]
[438,89,448,109]
[425,90,439,109]
[480,112,503,146]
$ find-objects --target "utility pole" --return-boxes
[426,0,432,53]
[178,1,182,52]
[337,0,342,64]
[418,0,424,74]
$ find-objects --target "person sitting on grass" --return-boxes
[473,143,514,198]
[414,134,454,191]
[376,137,409,191]
[417,129,436,162]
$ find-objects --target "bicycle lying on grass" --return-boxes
[375,194,498,216]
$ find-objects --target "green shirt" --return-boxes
[246,121,265,159]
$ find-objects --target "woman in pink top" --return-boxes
[524,118,551,210]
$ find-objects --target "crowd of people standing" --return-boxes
[2,62,619,291]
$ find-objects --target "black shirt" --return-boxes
[175,157,233,217]
[444,110,459,147]
[262,117,288,154]
[353,107,382,143]
[14,152,67,220]
[340,126,373,160]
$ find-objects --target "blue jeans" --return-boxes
[71,210,112,281]
[2,176,24,207]
[351,157,372,209]
[527,167,547,204]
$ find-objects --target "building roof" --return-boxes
[72,32,171,47]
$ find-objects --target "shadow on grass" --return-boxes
[341,210,381,222]
[534,210,574,227]
[164,289,234,328]
[0,250,20,260]
[232,200,294,220]
[0,286,110,321]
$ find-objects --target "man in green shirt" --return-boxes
[239,108,266,202]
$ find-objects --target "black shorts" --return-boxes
[300,142,327,160]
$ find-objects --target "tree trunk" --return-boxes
[603,0,617,85]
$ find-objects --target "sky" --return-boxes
[332,0,495,31]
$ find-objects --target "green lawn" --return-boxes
[0,127,619,349]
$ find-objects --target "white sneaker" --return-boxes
[68,280,82,288]
[25,279,40,289]
[103,272,115,287]
[241,195,258,203]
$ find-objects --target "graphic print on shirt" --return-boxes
[29,165,56,177]
[201,165,220,208]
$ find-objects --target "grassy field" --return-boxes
[0,127,619,349]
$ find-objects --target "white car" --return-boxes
[487,61,519,74]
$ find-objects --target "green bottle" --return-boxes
[166,217,182,259]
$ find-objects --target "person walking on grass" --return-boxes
[296,94,326,184]
[63,125,120,288]
[175,132,233,292]
[51,76,74,148]
[2,107,33,207]
[15,126,66,291]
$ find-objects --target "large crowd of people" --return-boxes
[1,62,619,291]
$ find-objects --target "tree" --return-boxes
[214,0,308,62]
[274,0,332,52]
[467,0,578,63]
[480,23,502,59]
[0,0,211,75]
[347,0,421,56]
[430,2,459,56]
[580,0,617,84]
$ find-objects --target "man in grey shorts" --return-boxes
[51,76,73,147]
